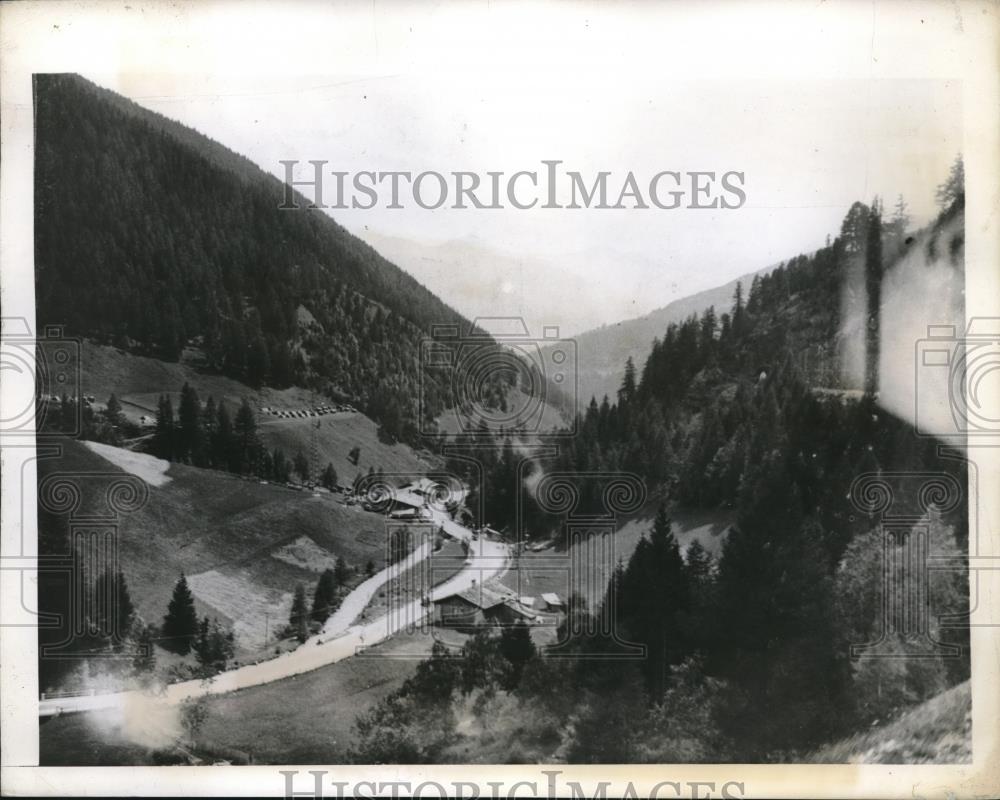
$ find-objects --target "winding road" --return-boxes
[38,510,509,718]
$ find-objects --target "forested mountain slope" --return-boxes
[33,74,492,442]
[542,263,775,409]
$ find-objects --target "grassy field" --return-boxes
[80,340,440,481]
[196,631,435,762]
[500,505,734,609]
[38,631,432,765]
[41,440,397,662]
[257,412,435,487]
[810,681,971,764]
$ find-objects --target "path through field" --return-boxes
[38,510,507,718]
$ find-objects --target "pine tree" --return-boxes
[320,462,338,490]
[732,280,745,335]
[202,395,218,465]
[105,393,124,428]
[499,620,536,689]
[618,357,637,406]
[290,583,309,643]
[233,399,259,475]
[272,447,290,483]
[840,201,870,254]
[93,568,135,645]
[311,568,337,622]
[194,616,235,672]
[153,394,175,460]
[177,382,203,465]
[935,154,964,210]
[162,574,199,655]
[293,450,310,482]
[615,504,692,700]
[214,401,234,472]
[334,556,350,587]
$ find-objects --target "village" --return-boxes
[351,475,566,634]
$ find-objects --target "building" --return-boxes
[540,592,565,612]
[433,582,534,629]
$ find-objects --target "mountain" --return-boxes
[541,264,777,408]
[360,231,698,340]
[32,74,494,443]
[359,232,615,337]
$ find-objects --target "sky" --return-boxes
[69,3,963,335]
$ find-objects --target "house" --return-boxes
[434,582,524,628]
[365,484,427,516]
[540,592,565,612]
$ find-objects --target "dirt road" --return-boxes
[38,519,507,718]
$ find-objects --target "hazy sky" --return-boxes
[71,3,962,334]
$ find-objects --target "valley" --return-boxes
[31,71,972,768]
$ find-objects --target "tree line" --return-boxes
[148,382,339,488]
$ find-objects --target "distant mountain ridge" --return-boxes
[546,264,777,407]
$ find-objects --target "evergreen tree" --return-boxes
[105,393,124,428]
[153,394,175,460]
[214,401,234,471]
[311,568,337,622]
[233,399,259,474]
[202,395,218,465]
[290,583,309,643]
[498,620,536,689]
[731,280,745,335]
[272,447,290,483]
[935,154,964,209]
[616,504,691,700]
[685,539,713,588]
[618,357,637,406]
[320,462,339,490]
[162,574,199,655]
[177,382,203,464]
[334,556,350,587]
[93,568,135,646]
[293,450,310,482]
[193,616,235,672]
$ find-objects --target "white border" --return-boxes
[1,1,998,797]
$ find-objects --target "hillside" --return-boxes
[811,681,971,764]
[540,264,775,408]
[523,191,971,762]
[80,341,438,482]
[37,437,396,690]
[33,74,503,442]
